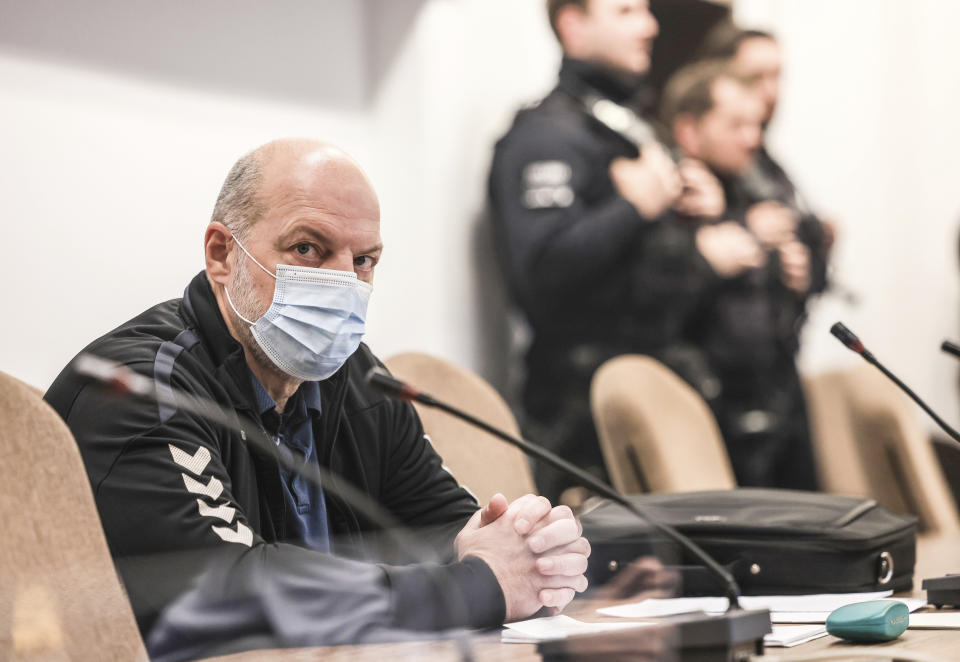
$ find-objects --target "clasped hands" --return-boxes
[454,493,591,622]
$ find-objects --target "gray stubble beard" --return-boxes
[228,255,279,375]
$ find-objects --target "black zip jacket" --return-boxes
[45,271,505,648]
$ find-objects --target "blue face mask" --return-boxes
[225,235,373,381]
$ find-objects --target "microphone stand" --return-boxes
[830,323,960,446]
[830,322,960,608]
[366,367,772,661]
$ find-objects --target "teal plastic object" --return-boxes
[825,600,910,642]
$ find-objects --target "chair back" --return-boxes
[803,370,873,497]
[384,353,536,503]
[0,371,147,661]
[839,364,960,534]
[590,355,736,494]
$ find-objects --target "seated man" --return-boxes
[662,61,826,490]
[45,139,590,654]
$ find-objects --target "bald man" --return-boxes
[45,139,590,656]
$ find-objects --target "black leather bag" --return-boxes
[580,488,917,595]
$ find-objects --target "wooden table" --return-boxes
[768,532,960,659]
[209,534,960,661]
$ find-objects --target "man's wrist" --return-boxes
[382,556,506,630]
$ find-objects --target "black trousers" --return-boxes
[713,363,819,491]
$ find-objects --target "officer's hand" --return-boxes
[745,201,796,248]
[455,494,590,621]
[696,222,766,278]
[609,144,682,219]
[779,240,812,294]
[674,158,725,219]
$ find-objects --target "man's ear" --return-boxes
[204,222,234,286]
[672,114,701,158]
[555,5,589,53]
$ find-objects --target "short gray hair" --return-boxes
[209,149,265,242]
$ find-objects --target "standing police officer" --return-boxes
[662,59,826,489]
[488,0,763,502]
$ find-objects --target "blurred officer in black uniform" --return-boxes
[701,24,836,254]
[488,0,764,503]
[663,59,828,489]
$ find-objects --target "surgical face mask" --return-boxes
[224,235,373,381]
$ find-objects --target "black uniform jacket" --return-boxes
[686,168,828,390]
[45,271,504,646]
[488,58,716,389]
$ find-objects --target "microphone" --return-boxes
[829,322,960,446]
[366,368,438,406]
[829,322,875,362]
[366,367,772,656]
[941,340,960,361]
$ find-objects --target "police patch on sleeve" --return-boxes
[522,160,575,209]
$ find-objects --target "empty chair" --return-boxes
[931,435,960,512]
[803,370,873,498]
[590,355,736,494]
[0,370,148,662]
[838,364,960,535]
[385,352,536,503]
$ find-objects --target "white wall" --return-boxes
[0,0,560,390]
[3,0,959,434]
[735,0,960,428]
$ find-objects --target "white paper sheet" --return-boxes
[765,624,828,647]
[597,591,897,621]
[908,611,960,629]
[501,615,653,643]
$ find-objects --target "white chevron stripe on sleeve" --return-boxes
[168,444,211,476]
[196,499,235,523]
[182,473,224,500]
[211,522,253,547]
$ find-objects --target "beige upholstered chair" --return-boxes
[385,352,536,503]
[803,370,873,497]
[0,371,148,662]
[590,355,736,494]
[838,364,960,535]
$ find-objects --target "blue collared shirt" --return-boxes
[248,371,331,554]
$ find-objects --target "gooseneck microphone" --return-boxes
[368,368,748,610]
[830,321,875,362]
[830,322,960,446]
[367,367,774,658]
[941,340,960,361]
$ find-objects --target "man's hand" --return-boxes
[455,494,590,621]
[745,201,796,249]
[695,222,766,278]
[779,240,811,294]
[674,158,725,219]
[609,144,682,219]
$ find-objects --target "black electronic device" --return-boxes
[367,367,772,662]
[922,575,960,609]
